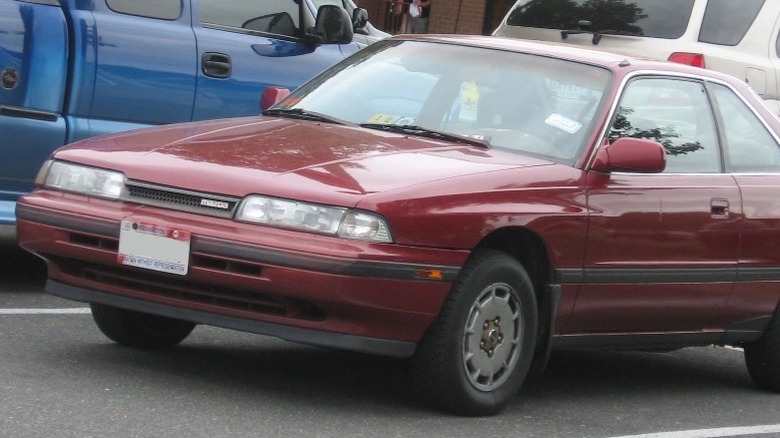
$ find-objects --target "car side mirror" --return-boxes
[590,137,666,173]
[352,8,368,30]
[260,86,291,112]
[315,5,354,44]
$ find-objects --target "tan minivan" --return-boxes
[493,0,780,115]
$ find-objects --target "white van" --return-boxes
[493,0,780,114]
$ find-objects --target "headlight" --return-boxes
[38,160,125,199]
[236,195,392,243]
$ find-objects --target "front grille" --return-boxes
[55,257,325,321]
[124,181,240,219]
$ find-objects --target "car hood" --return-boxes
[55,117,553,206]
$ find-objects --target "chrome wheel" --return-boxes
[462,282,523,391]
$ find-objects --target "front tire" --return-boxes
[744,307,780,392]
[411,250,538,415]
[90,303,195,349]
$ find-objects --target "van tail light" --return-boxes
[668,52,705,68]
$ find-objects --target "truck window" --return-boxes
[106,0,181,20]
[199,0,300,38]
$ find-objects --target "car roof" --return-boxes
[394,34,742,84]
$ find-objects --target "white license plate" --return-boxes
[118,220,191,276]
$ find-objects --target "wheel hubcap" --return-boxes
[462,282,523,391]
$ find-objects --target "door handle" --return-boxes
[202,52,231,79]
[711,198,729,219]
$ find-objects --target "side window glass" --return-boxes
[608,78,720,173]
[710,83,780,172]
[199,0,300,37]
[699,0,764,46]
[106,0,181,20]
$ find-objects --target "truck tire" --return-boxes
[411,249,538,416]
[90,303,195,349]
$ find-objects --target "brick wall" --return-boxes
[429,0,488,35]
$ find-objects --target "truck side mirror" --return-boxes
[260,86,291,112]
[315,5,354,44]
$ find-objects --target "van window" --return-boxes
[199,0,300,37]
[505,0,695,39]
[699,0,764,46]
[106,0,181,20]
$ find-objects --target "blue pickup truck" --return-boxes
[0,0,383,230]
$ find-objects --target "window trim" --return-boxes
[200,22,303,43]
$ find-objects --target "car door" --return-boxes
[564,76,741,338]
[192,0,356,121]
[708,82,780,329]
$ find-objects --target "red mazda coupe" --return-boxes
[16,35,780,415]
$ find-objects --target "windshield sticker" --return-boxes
[368,114,400,124]
[545,113,582,134]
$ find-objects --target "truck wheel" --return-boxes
[90,303,195,349]
[411,250,538,416]
[744,308,780,392]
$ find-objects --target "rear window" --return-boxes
[699,0,764,46]
[506,0,695,39]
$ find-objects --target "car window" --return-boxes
[106,0,181,20]
[199,0,300,37]
[709,83,780,172]
[505,0,695,39]
[608,77,721,173]
[699,0,764,46]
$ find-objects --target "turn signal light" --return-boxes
[668,52,705,68]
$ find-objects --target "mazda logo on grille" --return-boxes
[200,198,230,210]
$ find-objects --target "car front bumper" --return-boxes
[16,191,468,357]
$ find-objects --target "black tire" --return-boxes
[90,303,195,349]
[411,249,538,416]
[744,307,780,392]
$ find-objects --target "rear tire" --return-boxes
[744,308,780,392]
[90,303,195,349]
[411,250,538,416]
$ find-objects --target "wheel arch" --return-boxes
[472,226,558,378]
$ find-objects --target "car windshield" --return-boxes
[276,40,612,162]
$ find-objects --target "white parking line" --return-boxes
[0,308,91,315]
[607,424,780,438]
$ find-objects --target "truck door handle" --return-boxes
[202,52,231,79]
[711,198,729,219]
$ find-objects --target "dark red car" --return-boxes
[16,35,780,415]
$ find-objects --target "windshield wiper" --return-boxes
[359,123,490,148]
[561,27,640,45]
[263,107,353,126]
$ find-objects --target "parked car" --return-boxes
[493,0,780,115]
[17,35,780,415]
[0,0,381,231]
